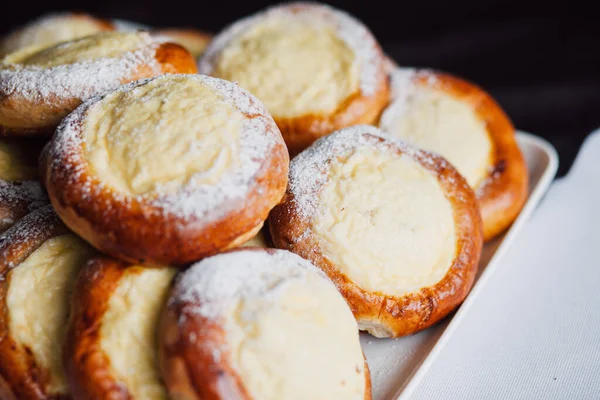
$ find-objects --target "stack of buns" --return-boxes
[0,3,527,399]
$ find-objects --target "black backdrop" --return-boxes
[4,0,600,176]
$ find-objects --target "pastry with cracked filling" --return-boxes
[269,125,483,338]
[0,12,114,56]
[199,2,390,156]
[379,68,528,240]
[0,138,48,232]
[43,74,288,266]
[0,31,197,136]
[64,256,177,399]
[159,248,371,399]
[0,205,94,399]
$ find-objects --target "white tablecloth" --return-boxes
[411,130,600,399]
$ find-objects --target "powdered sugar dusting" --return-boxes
[388,67,418,100]
[379,67,419,130]
[199,2,383,96]
[171,249,330,321]
[0,13,109,55]
[0,32,162,104]
[379,68,442,134]
[0,180,48,212]
[48,74,282,221]
[289,124,444,220]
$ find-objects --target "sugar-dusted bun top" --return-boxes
[380,68,493,187]
[200,2,384,119]
[0,13,113,56]
[289,125,458,298]
[0,32,166,127]
[171,248,367,400]
[82,74,244,196]
[4,32,151,68]
[51,73,284,221]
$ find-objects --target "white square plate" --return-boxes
[362,131,559,400]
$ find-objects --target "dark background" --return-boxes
[4,1,599,176]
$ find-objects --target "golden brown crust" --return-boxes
[63,256,134,400]
[405,70,528,240]
[0,39,197,138]
[69,13,115,33]
[153,42,198,74]
[159,265,372,400]
[0,205,71,399]
[277,82,390,157]
[269,129,484,338]
[153,29,213,58]
[43,75,289,266]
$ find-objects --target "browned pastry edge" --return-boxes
[0,41,197,138]
[159,252,372,400]
[277,80,391,158]
[388,69,529,240]
[153,28,213,58]
[68,13,116,32]
[269,132,484,338]
[43,78,289,267]
[63,256,137,400]
[0,205,71,399]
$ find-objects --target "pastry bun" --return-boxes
[269,125,483,338]
[43,74,288,266]
[64,256,176,399]
[0,12,114,56]
[159,248,371,400]
[0,138,48,232]
[0,31,197,137]
[379,68,528,240]
[199,2,390,156]
[153,28,212,58]
[0,205,93,399]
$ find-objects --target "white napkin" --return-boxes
[410,130,600,399]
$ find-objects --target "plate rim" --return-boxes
[394,131,559,400]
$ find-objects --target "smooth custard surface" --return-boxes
[212,17,359,118]
[313,147,457,297]
[83,75,242,196]
[225,269,366,400]
[6,234,92,395]
[100,266,177,400]
[380,86,493,187]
